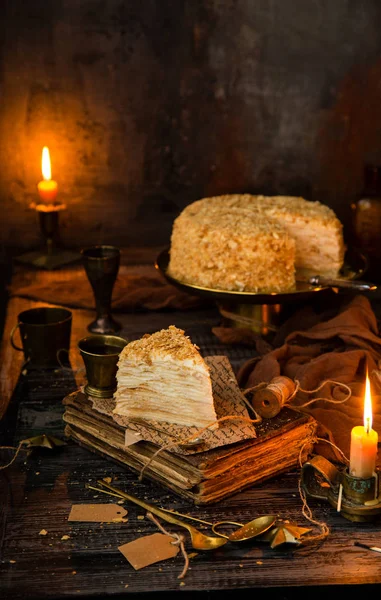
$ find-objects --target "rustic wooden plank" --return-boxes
[1,327,381,600]
[3,264,381,598]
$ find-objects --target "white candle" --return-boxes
[349,371,378,478]
[37,146,58,204]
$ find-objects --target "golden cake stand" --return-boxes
[155,248,374,336]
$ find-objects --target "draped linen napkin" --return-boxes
[235,294,381,465]
[8,264,207,311]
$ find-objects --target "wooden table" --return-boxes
[2,259,381,600]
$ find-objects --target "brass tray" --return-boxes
[155,247,370,306]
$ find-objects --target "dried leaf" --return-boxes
[21,435,66,449]
[260,522,311,548]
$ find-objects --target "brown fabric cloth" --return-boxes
[9,265,207,311]
[236,294,381,465]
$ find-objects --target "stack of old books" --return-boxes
[63,333,317,504]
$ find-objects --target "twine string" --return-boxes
[0,442,28,470]
[244,378,351,410]
[291,379,351,408]
[138,414,262,481]
[296,435,351,545]
[146,512,189,579]
[297,479,330,544]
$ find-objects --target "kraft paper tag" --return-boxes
[124,429,144,447]
[68,504,128,522]
[118,533,179,570]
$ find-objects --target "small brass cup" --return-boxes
[78,334,128,398]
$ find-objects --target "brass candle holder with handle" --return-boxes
[82,245,122,334]
[301,454,381,522]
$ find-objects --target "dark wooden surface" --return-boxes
[2,267,381,598]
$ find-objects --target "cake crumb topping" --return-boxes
[119,325,205,366]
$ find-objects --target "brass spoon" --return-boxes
[158,507,276,541]
[223,515,276,541]
[96,480,227,551]
[91,482,275,542]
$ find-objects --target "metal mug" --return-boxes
[10,307,72,368]
[78,334,128,398]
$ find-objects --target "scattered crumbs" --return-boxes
[103,477,112,484]
[49,544,53,547]
[93,495,99,499]
[125,585,129,588]
[9,560,16,564]
[117,500,124,505]
[188,553,198,559]
[72,571,77,575]
[137,515,145,520]
[179,582,185,586]
[39,529,48,536]
[35,472,40,476]
[256,561,263,565]
[112,517,128,523]
[239,564,243,568]
[158,568,163,572]
[61,535,70,541]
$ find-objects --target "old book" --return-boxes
[62,381,317,505]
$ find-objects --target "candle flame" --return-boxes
[364,370,373,433]
[41,146,52,181]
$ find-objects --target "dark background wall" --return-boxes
[1,0,381,254]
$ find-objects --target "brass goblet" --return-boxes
[81,245,122,334]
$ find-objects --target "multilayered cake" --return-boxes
[167,194,345,293]
[113,325,218,428]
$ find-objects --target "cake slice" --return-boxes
[113,326,218,428]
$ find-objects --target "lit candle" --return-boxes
[37,146,58,204]
[349,371,378,478]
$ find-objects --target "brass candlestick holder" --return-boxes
[15,203,80,270]
[301,454,381,522]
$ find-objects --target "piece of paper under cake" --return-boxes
[113,325,218,429]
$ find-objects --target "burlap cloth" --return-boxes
[234,294,381,466]
[8,264,207,311]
